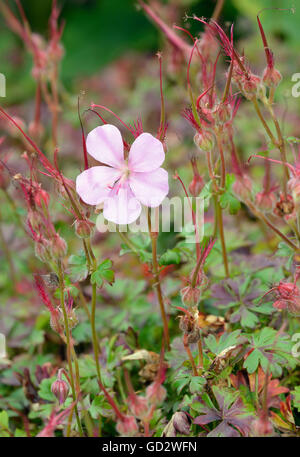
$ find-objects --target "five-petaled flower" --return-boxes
[76,124,169,224]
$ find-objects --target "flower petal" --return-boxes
[103,183,141,224]
[86,124,124,168]
[76,166,121,205]
[128,133,165,172]
[129,168,169,207]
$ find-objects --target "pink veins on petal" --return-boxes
[76,124,169,224]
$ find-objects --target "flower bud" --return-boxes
[34,188,50,208]
[214,103,231,125]
[232,175,252,200]
[188,174,204,197]
[181,286,201,308]
[127,395,148,419]
[35,238,51,263]
[163,411,191,437]
[172,412,191,435]
[50,308,63,334]
[194,131,214,152]
[146,382,166,406]
[241,74,261,100]
[75,219,95,239]
[51,369,69,405]
[252,415,274,437]
[262,66,282,88]
[255,191,276,212]
[116,415,138,436]
[28,121,45,141]
[50,234,67,259]
[57,307,79,331]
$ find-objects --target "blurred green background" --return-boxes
[0,0,299,104]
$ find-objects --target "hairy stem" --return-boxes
[57,260,83,436]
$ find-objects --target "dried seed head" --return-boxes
[273,193,295,218]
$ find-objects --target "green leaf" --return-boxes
[219,191,241,215]
[91,259,114,288]
[159,249,181,266]
[189,376,207,394]
[38,377,56,402]
[291,386,300,412]
[0,410,9,430]
[68,253,88,282]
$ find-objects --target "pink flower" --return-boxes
[76,125,169,224]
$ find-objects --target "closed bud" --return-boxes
[57,307,79,331]
[34,188,50,208]
[146,382,166,406]
[214,103,231,125]
[188,174,204,197]
[232,175,252,200]
[28,121,45,141]
[163,411,191,437]
[75,219,95,239]
[255,191,276,212]
[51,369,69,405]
[49,308,63,334]
[116,415,138,436]
[262,66,282,88]
[172,412,191,435]
[241,74,261,100]
[35,238,51,263]
[181,286,201,308]
[127,395,148,419]
[194,131,214,152]
[252,414,274,437]
[50,234,67,259]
